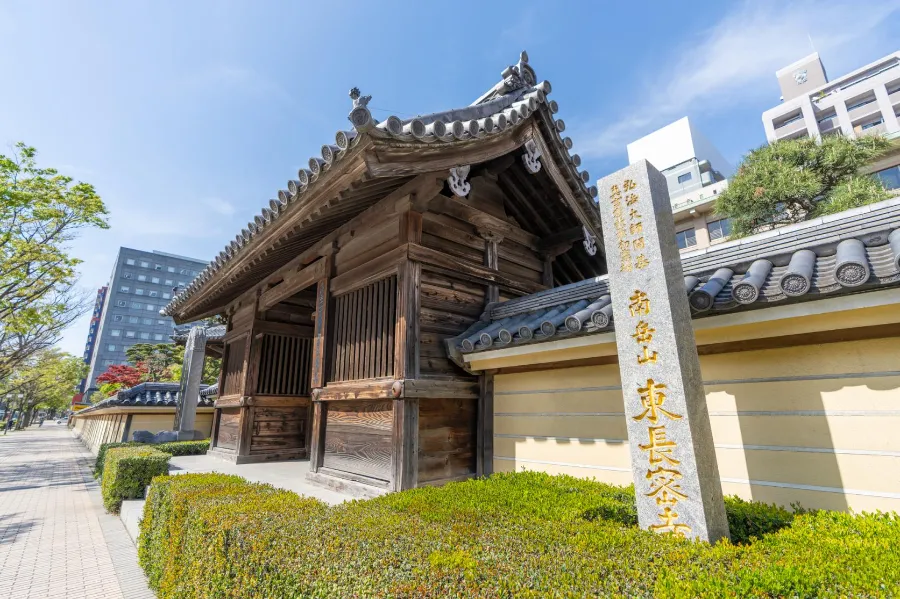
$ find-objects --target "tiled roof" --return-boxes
[448,198,900,361]
[171,324,226,343]
[76,382,214,415]
[199,382,218,397]
[162,51,598,319]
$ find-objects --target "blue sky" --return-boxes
[1,0,898,356]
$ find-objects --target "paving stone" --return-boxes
[0,424,155,598]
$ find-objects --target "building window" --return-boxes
[111,329,121,337]
[117,300,127,307]
[677,172,692,184]
[123,272,133,279]
[676,228,697,250]
[167,266,175,273]
[125,331,136,338]
[132,302,143,309]
[135,288,144,296]
[140,261,150,268]
[119,286,129,293]
[155,264,163,270]
[177,281,186,287]
[165,279,174,286]
[140,332,150,340]
[104,360,115,368]
[162,292,171,300]
[149,290,158,297]
[107,344,116,351]
[114,315,123,322]
[129,316,139,324]
[151,277,160,284]
[860,119,884,131]
[145,304,156,311]
[708,218,732,241]
[126,258,135,266]
[154,334,164,341]
[157,319,167,325]
[874,165,900,190]
[137,274,147,282]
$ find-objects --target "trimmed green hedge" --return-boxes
[95,439,209,477]
[138,471,900,597]
[101,447,171,513]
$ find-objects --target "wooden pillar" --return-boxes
[391,397,419,491]
[236,293,262,457]
[477,372,495,477]
[308,400,327,472]
[541,253,554,288]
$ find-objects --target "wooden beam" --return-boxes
[430,194,540,248]
[395,260,421,379]
[329,243,408,296]
[408,242,546,295]
[259,258,326,311]
[314,379,397,401]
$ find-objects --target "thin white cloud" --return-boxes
[200,197,236,217]
[577,0,900,158]
[177,64,295,105]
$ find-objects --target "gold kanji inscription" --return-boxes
[632,321,655,344]
[635,380,682,423]
[634,254,650,269]
[638,425,680,466]
[638,346,659,365]
[623,179,637,191]
[626,193,639,206]
[628,290,650,317]
[630,221,643,235]
[633,237,645,250]
[629,208,641,220]
[646,466,688,506]
[649,507,692,537]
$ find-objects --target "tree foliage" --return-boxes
[94,342,221,398]
[0,349,85,426]
[715,135,892,237]
[0,143,109,379]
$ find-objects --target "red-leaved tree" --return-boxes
[95,363,147,397]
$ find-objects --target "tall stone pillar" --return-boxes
[596,160,730,543]
[175,326,208,441]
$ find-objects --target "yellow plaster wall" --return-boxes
[73,410,214,455]
[493,338,900,513]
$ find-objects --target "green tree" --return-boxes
[1,349,85,427]
[715,135,892,237]
[0,143,109,379]
[125,342,220,385]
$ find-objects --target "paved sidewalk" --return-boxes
[0,423,154,598]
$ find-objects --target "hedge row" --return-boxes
[138,471,900,598]
[101,447,171,513]
[95,439,209,477]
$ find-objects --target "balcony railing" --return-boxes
[775,117,807,138]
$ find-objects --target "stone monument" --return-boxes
[596,160,730,543]
[174,326,208,442]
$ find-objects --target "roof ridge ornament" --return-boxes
[500,51,537,94]
[348,87,374,131]
[448,165,472,197]
[521,139,543,174]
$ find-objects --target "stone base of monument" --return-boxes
[176,430,207,442]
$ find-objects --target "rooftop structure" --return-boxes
[762,51,900,143]
[626,117,734,253]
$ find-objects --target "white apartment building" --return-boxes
[627,117,734,251]
[763,51,900,143]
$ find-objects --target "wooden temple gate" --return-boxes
[164,52,606,493]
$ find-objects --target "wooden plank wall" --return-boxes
[216,408,240,450]
[221,336,247,397]
[250,404,308,455]
[322,399,393,484]
[418,397,477,484]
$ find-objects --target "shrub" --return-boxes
[101,447,170,513]
[139,471,900,598]
[95,439,209,477]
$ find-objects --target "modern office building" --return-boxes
[626,117,734,251]
[762,51,900,144]
[83,247,207,400]
[77,286,108,395]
